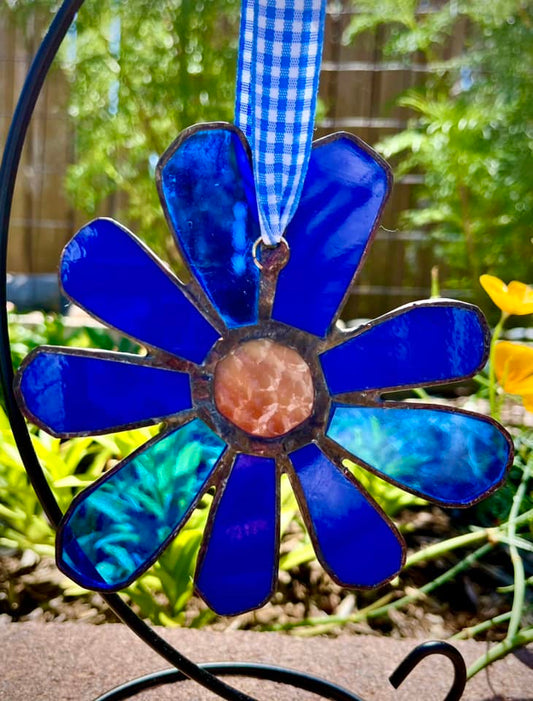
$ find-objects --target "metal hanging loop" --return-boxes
[251,235,290,271]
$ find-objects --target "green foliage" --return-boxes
[0,411,202,622]
[347,0,533,295]
[346,0,529,60]
[129,508,210,627]
[1,0,61,36]
[345,458,426,517]
[1,307,203,622]
[3,311,137,409]
[8,310,139,375]
[0,413,316,624]
[2,0,240,263]
[0,407,112,557]
[130,478,299,626]
[269,438,533,670]
[278,463,425,573]
[63,0,240,263]
[89,428,211,625]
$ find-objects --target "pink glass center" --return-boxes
[214,338,314,438]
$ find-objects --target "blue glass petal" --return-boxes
[18,349,192,436]
[195,454,277,615]
[327,404,511,506]
[289,443,403,588]
[272,134,391,338]
[57,419,226,590]
[320,303,488,395]
[158,125,260,328]
[61,218,220,363]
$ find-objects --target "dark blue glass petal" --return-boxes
[158,125,260,328]
[195,454,277,615]
[272,134,391,338]
[61,218,220,363]
[18,349,192,436]
[289,443,403,588]
[327,404,511,506]
[57,419,226,590]
[320,303,488,395]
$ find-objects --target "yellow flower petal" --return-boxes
[507,281,533,315]
[516,378,533,394]
[523,395,533,413]
[480,274,509,311]
[479,274,533,315]
[494,341,533,410]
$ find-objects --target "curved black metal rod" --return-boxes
[96,640,466,701]
[389,640,467,701]
[97,640,467,701]
[96,663,364,701]
[0,0,83,530]
[0,3,467,701]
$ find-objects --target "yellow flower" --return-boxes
[479,274,533,316]
[494,341,533,412]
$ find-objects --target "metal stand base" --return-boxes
[93,640,467,701]
[96,663,366,701]
[0,2,466,700]
[95,642,467,701]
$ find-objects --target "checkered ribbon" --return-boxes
[235,0,326,246]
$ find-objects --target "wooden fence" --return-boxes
[1,4,467,319]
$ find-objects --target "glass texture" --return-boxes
[195,454,277,616]
[289,443,403,587]
[327,404,510,505]
[213,338,314,438]
[272,136,390,338]
[160,127,260,328]
[61,218,219,363]
[20,350,192,435]
[320,304,487,395]
[57,419,226,590]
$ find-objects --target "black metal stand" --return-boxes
[0,2,467,699]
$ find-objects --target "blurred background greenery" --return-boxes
[347,0,533,305]
[2,0,240,267]
[1,0,531,318]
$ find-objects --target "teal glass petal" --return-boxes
[158,125,260,328]
[61,218,219,363]
[327,404,511,506]
[272,134,391,338]
[289,443,403,587]
[57,419,226,590]
[195,454,278,616]
[320,303,488,395]
[18,349,192,436]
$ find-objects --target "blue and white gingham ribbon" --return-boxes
[235,0,326,246]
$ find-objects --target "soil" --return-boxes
[1,500,529,641]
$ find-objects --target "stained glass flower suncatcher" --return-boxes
[15,124,512,616]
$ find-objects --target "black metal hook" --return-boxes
[389,640,467,701]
